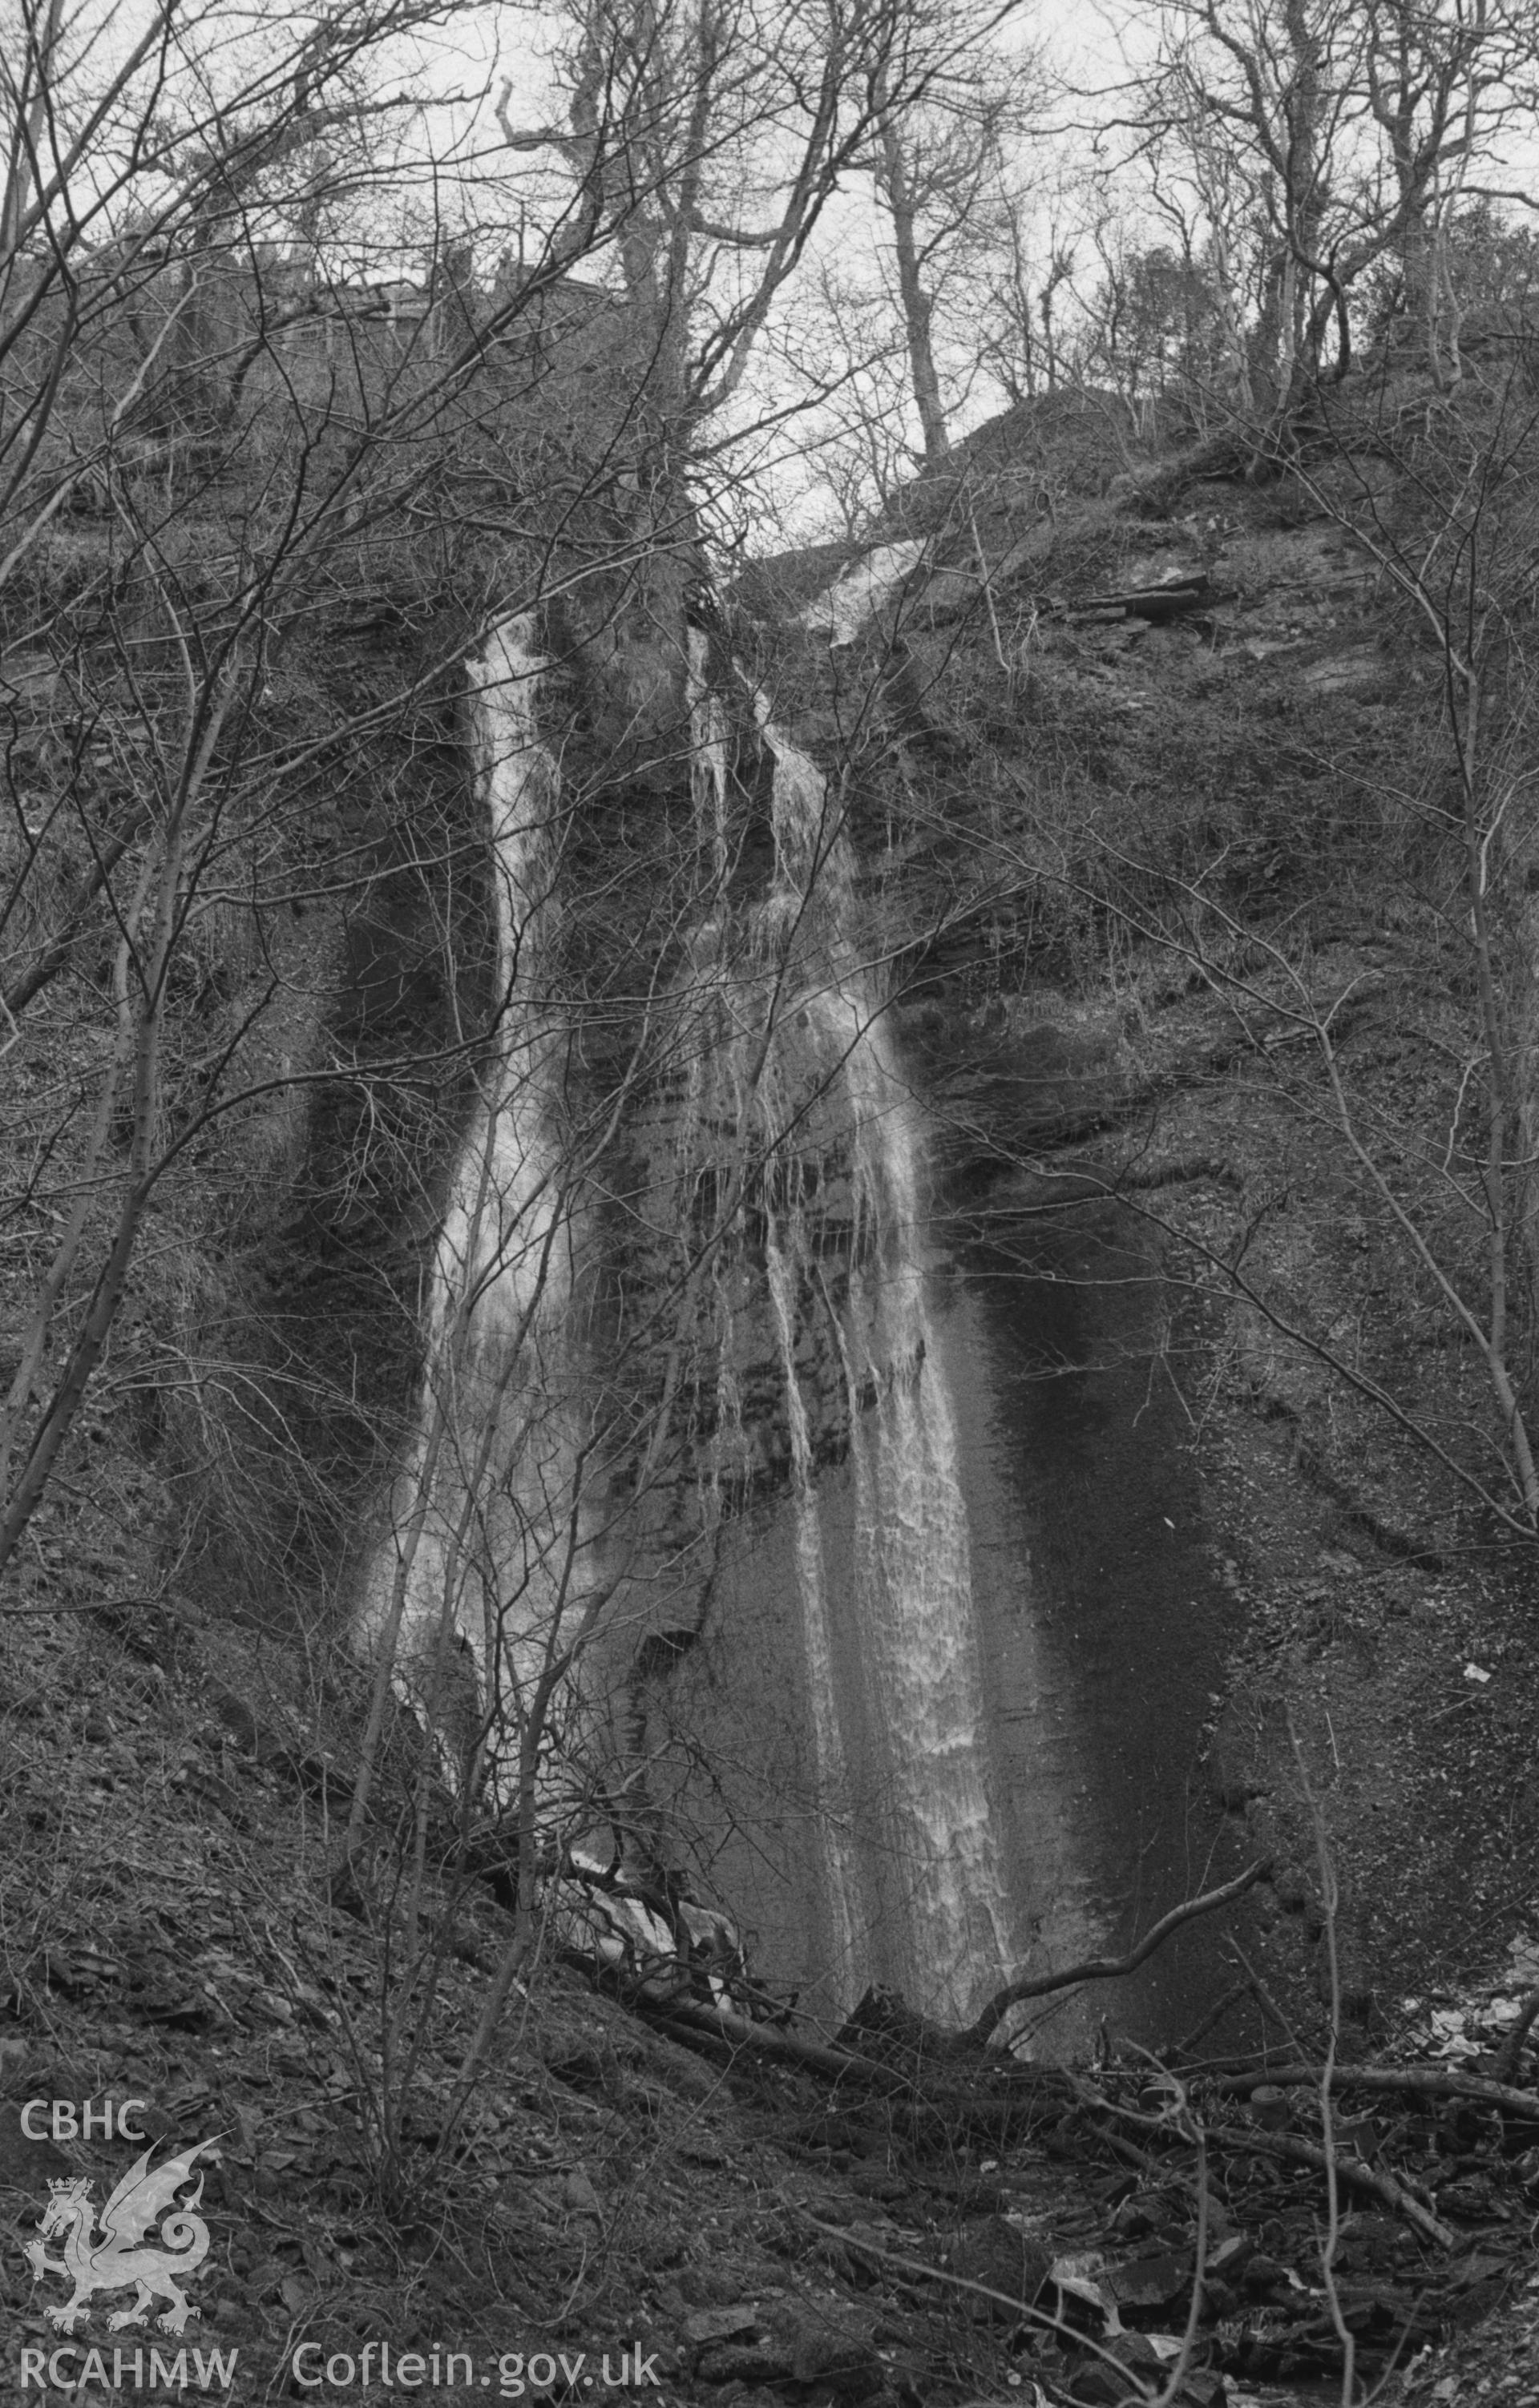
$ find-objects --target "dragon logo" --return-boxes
[22,2140,215,2335]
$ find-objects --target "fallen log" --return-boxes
[640,1992,1065,2109]
[1064,575,1233,623]
[641,1995,903,2087]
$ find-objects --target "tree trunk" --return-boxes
[0,0,65,265]
[876,111,949,464]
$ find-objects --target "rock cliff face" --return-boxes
[729,349,1539,2043]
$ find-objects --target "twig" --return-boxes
[966,499,1010,672]
[1078,2106,1234,2268]
[1287,1709,1355,2408]
[1159,2117,1209,2408]
[963,1860,1272,2044]
[1169,1976,1252,2062]
[1118,2044,1213,2408]
[1228,1938,1311,2059]
[794,2212,1162,2399]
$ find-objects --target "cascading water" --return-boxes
[746,704,1014,2020]
[765,1221,869,1985]
[358,618,588,1783]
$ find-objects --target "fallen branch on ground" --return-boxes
[642,1996,899,2085]
[962,1860,1273,2046]
[643,1994,1060,2100]
[1212,2061,1539,2120]
[1206,2124,1456,2250]
[1074,2098,1229,2233]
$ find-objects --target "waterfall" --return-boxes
[358,617,588,1789]
[840,1015,1016,2018]
[361,612,1013,2025]
[687,626,731,898]
[799,538,927,647]
[765,1227,868,1984]
[746,699,1014,2021]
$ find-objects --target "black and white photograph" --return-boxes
[2,0,1539,2397]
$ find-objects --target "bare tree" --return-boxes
[980,184,1085,399]
[861,4,1046,458]
[1120,0,1539,404]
